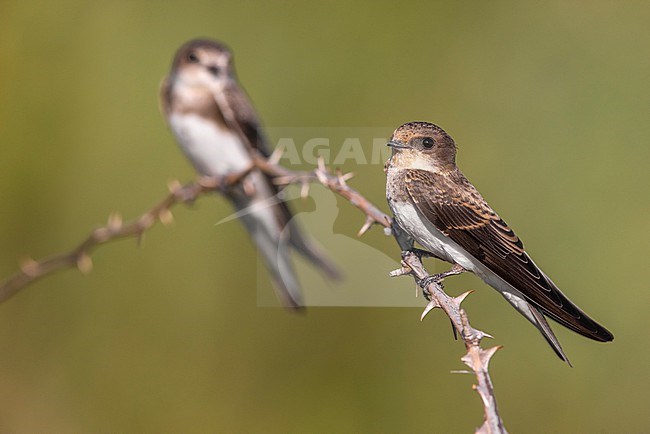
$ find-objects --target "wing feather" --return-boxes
[404,169,612,342]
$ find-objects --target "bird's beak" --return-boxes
[387,140,408,149]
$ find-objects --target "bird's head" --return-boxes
[170,39,234,90]
[387,121,457,171]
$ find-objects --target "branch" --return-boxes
[0,151,506,433]
[254,154,392,236]
[0,168,254,304]
[390,251,508,434]
[0,154,392,304]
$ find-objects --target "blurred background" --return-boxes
[1,1,648,432]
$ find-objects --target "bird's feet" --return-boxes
[419,264,466,300]
[402,248,442,261]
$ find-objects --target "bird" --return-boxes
[385,121,613,363]
[160,38,341,309]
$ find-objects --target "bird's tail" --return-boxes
[286,219,343,283]
[235,204,305,310]
[529,304,572,366]
[499,290,572,364]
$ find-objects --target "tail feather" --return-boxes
[529,304,572,366]
[499,289,572,364]
[286,220,343,282]
[237,207,305,310]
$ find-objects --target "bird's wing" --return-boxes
[216,81,272,157]
[403,168,613,342]
[159,76,173,118]
[211,81,342,281]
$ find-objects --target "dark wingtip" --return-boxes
[593,325,614,342]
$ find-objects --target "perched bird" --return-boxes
[160,39,340,309]
[385,121,613,363]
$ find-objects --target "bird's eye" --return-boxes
[187,52,199,63]
[207,66,221,77]
[422,137,435,148]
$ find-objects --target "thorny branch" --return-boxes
[390,252,508,434]
[0,153,391,304]
[0,150,506,433]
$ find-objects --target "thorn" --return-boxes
[136,230,145,247]
[19,257,39,277]
[317,156,327,174]
[167,179,182,193]
[76,253,93,274]
[272,175,294,185]
[315,169,328,185]
[243,179,256,196]
[480,346,503,370]
[159,208,174,226]
[138,213,155,229]
[454,290,474,306]
[420,299,440,321]
[300,181,310,199]
[107,212,123,231]
[335,168,348,187]
[357,217,374,237]
[340,171,355,182]
[198,175,220,190]
[388,266,411,278]
[167,179,183,194]
[268,146,284,165]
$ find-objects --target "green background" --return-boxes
[1,1,648,432]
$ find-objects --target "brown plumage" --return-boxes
[386,121,613,362]
[161,39,341,309]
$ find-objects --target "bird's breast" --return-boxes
[169,112,251,176]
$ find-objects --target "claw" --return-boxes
[418,274,443,290]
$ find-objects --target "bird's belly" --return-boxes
[391,200,532,312]
[169,113,251,176]
[391,200,479,272]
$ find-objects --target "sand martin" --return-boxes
[160,39,341,309]
[385,121,613,362]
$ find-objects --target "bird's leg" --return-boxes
[419,263,466,300]
[403,248,445,261]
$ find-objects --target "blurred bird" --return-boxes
[160,39,341,309]
[385,121,613,363]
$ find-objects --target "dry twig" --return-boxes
[0,151,506,432]
[390,251,508,434]
[0,168,253,304]
[0,154,391,304]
